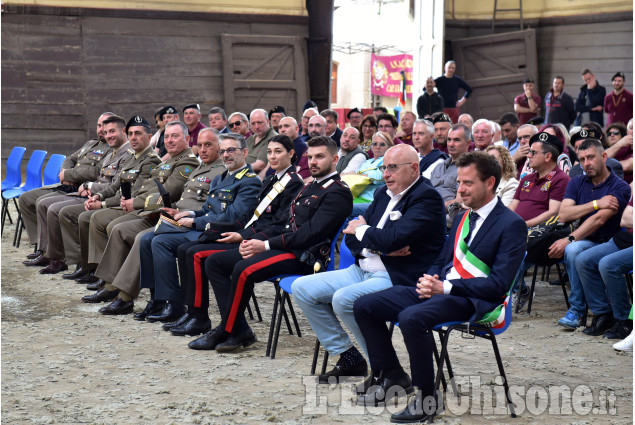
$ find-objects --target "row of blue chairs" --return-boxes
[1,146,66,246]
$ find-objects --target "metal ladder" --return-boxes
[492,0,523,32]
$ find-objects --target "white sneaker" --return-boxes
[613,331,633,352]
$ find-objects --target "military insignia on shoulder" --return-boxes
[184,167,192,174]
[189,154,197,158]
[235,168,249,179]
[322,179,335,189]
[127,148,135,154]
[246,172,257,178]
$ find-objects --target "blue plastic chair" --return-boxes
[266,222,347,359]
[0,146,27,227]
[430,252,528,421]
[1,150,47,238]
[1,146,26,191]
[42,154,66,186]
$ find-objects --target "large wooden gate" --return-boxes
[452,29,538,121]
[221,34,309,119]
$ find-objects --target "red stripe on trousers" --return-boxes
[193,250,224,308]
[225,253,296,332]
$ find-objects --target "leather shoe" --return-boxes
[583,313,615,336]
[171,316,212,336]
[99,297,134,315]
[357,373,414,406]
[81,288,119,303]
[39,259,68,274]
[215,328,257,352]
[390,391,439,423]
[23,254,50,266]
[162,312,190,330]
[319,357,368,384]
[26,250,43,259]
[356,370,382,395]
[188,326,229,350]
[86,279,106,291]
[62,265,87,280]
[134,300,166,321]
[76,272,98,284]
[146,301,186,323]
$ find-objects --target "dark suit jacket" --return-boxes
[428,198,527,320]
[330,128,343,146]
[345,177,446,287]
[239,165,304,240]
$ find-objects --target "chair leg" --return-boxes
[1,198,7,234]
[486,331,516,418]
[246,303,255,320]
[266,283,282,357]
[284,293,302,337]
[556,263,570,309]
[525,265,539,314]
[432,331,451,395]
[251,293,263,322]
[311,338,321,375]
[13,210,24,247]
[433,325,457,422]
[281,303,293,336]
[320,350,329,375]
[270,292,289,359]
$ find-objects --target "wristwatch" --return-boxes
[567,235,576,244]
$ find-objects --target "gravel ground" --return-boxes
[1,215,632,424]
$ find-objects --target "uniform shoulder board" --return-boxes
[148,151,158,157]
[127,148,135,154]
[235,168,249,179]
[321,179,335,189]
[245,172,258,178]
[188,153,197,158]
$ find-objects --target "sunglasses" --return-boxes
[228,121,242,128]
[608,130,622,136]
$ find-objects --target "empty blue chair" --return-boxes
[1,150,47,243]
[1,146,26,191]
[1,146,27,227]
[42,154,66,186]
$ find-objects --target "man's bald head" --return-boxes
[308,115,327,137]
[340,126,360,152]
[382,144,420,193]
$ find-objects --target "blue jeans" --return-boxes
[565,239,599,317]
[512,260,534,293]
[291,265,393,358]
[577,239,633,320]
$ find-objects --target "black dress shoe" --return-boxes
[390,391,439,424]
[81,288,119,303]
[62,265,87,280]
[162,312,190,330]
[86,279,106,291]
[604,319,633,340]
[23,254,50,266]
[215,328,257,352]
[39,259,68,274]
[76,272,98,284]
[319,357,368,384]
[171,316,212,336]
[26,250,43,260]
[357,373,414,406]
[583,313,615,336]
[356,370,382,395]
[145,301,186,323]
[134,300,166,321]
[188,326,229,350]
[99,297,134,315]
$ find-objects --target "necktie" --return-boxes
[464,211,479,245]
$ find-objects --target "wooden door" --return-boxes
[451,29,538,121]
[221,34,309,119]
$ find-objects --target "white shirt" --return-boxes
[442,195,498,294]
[354,177,420,273]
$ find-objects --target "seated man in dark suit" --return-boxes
[292,144,446,383]
[354,151,527,423]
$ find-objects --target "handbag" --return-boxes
[341,174,371,198]
[526,215,576,266]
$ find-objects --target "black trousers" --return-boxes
[354,286,475,396]
[206,248,312,334]
[176,240,239,312]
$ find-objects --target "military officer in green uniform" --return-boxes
[20,112,115,262]
[58,115,161,280]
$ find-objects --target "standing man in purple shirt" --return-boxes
[183,104,207,156]
[434,60,472,124]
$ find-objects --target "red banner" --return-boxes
[370,54,413,99]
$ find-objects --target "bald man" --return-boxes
[337,127,368,174]
[291,144,446,383]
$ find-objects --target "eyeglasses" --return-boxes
[527,150,544,156]
[372,142,387,147]
[378,125,393,130]
[219,147,240,155]
[362,124,376,129]
[608,130,622,136]
[378,163,411,173]
[228,121,242,128]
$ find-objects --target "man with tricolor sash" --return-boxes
[353,151,526,423]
